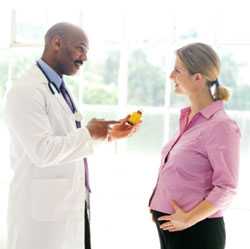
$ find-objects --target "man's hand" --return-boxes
[107,115,141,141]
[87,118,118,140]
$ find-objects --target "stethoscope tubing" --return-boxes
[36,61,60,95]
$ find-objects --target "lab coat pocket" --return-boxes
[31,178,71,222]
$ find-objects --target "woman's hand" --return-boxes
[158,201,194,232]
[158,199,218,232]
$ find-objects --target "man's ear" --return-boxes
[51,35,62,52]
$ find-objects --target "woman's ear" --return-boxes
[194,73,202,81]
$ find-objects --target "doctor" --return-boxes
[5,22,137,249]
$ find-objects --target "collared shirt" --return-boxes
[37,59,62,90]
[149,101,241,218]
[37,59,75,112]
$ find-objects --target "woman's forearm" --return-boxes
[187,200,218,225]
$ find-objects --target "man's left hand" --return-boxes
[107,115,141,141]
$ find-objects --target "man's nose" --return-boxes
[81,53,87,62]
[78,51,87,62]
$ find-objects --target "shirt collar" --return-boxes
[37,59,63,90]
[200,100,224,119]
[180,100,224,120]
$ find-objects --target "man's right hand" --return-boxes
[86,118,118,140]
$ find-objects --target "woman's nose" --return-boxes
[169,71,175,80]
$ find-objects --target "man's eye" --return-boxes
[78,45,88,53]
[77,47,84,53]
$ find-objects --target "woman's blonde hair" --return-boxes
[176,43,230,101]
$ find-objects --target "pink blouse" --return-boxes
[149,101,241,217]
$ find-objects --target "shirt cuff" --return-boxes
[205,186,237,210]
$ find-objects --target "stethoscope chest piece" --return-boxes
[74,111,83,122]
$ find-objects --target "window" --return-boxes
[0,2,249,249]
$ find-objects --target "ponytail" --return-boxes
[215,85,231,101]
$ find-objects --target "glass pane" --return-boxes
[127,112,165,155]
[81,44,119,105]
[46,9,83,28]
[125,3,174,42]
[173,4,218,46]
[83,6,123,43]
[10,47,42,81]
[0,10,11,48]
[128,45,166,106]
[15,8,84,44]
[15,10,47,44]
[169,111,180,138]
[0,49,9,99]
[215,3,250,44]
[216,45,250,110]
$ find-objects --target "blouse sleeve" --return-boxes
[205,120,241,210]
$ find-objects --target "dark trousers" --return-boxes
[152,210,225,249]
[85,202,91,249]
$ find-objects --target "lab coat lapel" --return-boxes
[33,64,76,121]
[56,93,75,116]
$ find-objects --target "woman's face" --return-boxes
[169,56,196,96]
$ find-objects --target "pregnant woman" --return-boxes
[149,43,240,249]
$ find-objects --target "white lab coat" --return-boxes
[5,64,93,249]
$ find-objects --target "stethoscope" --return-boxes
[36,61,83,123]
[36,61,61,95]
